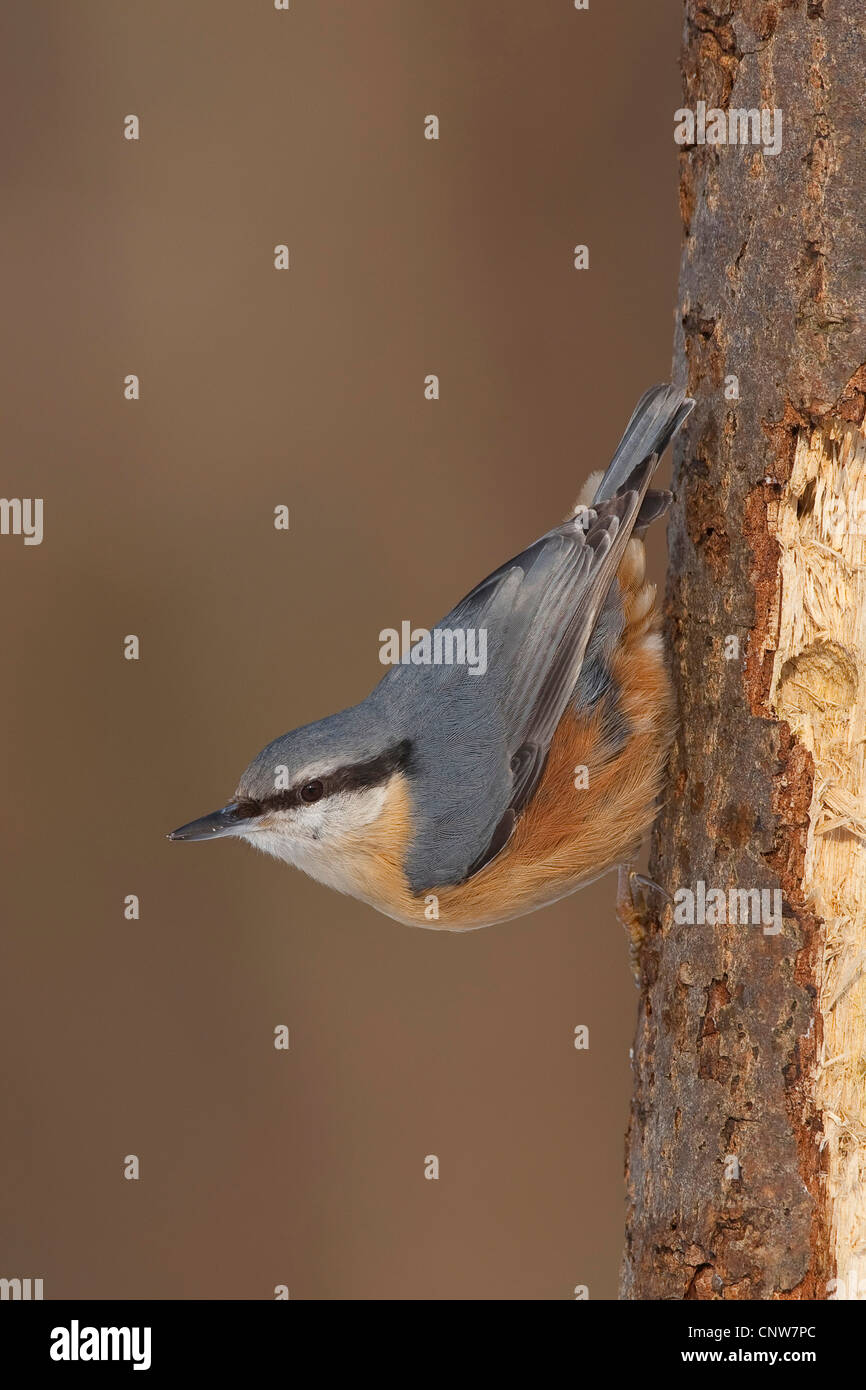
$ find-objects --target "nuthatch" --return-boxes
[169,384,693,930]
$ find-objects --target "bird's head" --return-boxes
[168,707,414,891]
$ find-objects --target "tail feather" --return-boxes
[634,488,673,531]
[592,383,694,507]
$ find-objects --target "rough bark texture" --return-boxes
[621,0,866,1300]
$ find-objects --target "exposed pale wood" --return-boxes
[768,423,866,1302]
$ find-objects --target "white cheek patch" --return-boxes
[242,825,294,865]
[293,801,328,841]
[290,784,389,844]
[330,784,390,835]
[238,783,392,889]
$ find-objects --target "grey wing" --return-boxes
[380,383,693,892]
[451,460,658,878]
[377,456,654,894]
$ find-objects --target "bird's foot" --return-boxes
[616,866,671,982]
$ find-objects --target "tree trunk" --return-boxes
[621,0,866,1300]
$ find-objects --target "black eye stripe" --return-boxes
[236,739,413,820]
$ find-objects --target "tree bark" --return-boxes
[621,0,866,1300]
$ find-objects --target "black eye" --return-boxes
[300,779,324,803]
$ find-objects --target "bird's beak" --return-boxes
[167,801,253,842]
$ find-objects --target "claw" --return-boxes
[628,871,672,906]
[616,865,670,981]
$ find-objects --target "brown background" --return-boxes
[2,1,683,1299]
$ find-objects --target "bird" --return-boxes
[169,383,694,931]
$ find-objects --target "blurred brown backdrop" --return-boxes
[1,1,682,1299]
